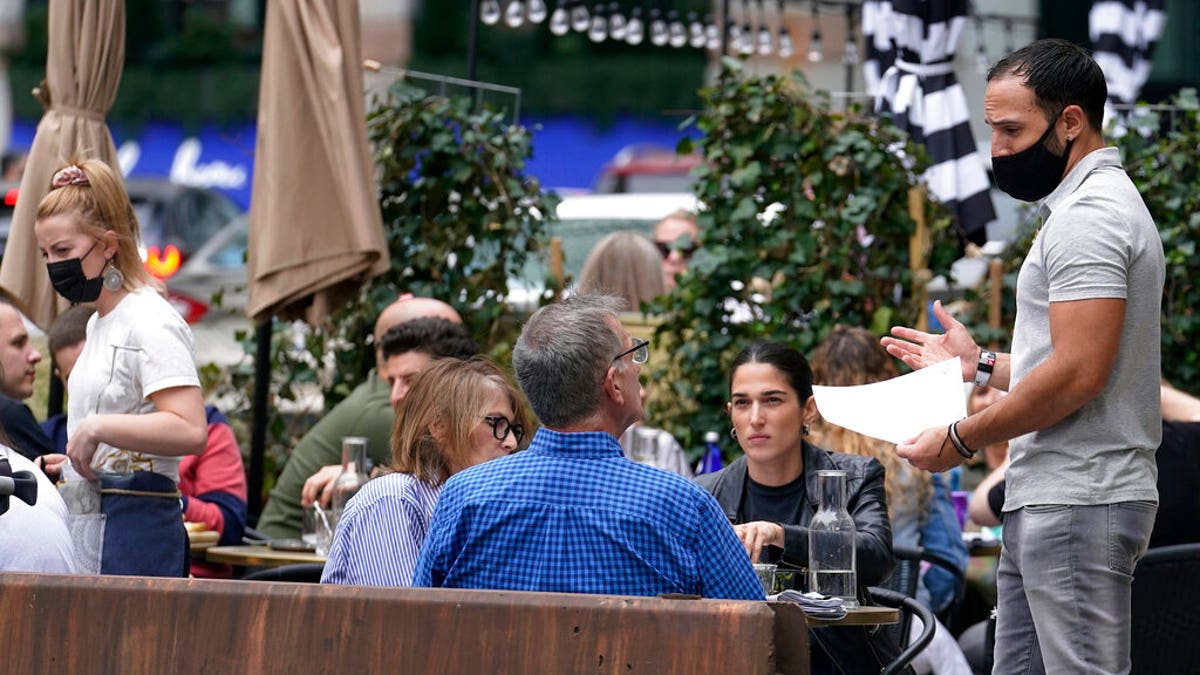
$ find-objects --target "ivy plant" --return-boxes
[647,60,959,459]
[211,84,557,498]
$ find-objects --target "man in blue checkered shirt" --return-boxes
[412,294,763,600]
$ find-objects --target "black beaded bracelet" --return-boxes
[946,420,977,459]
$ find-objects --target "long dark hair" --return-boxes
[728,342,813,401]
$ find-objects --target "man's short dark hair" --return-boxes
[987,38,1107,132]
[379,317,479,361]
[47,304,97,354]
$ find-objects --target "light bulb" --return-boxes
[727,22,744,54]
[608,2,627,40]
[649,8,668,46]
[668,11,687,48]
[705,18,720,51]
[588,5,607,42]
[844,39,859,65]
[807,31,823,62]
[739,23,754,54]
[757,25,772,55]
[777,26,794,58]
[550,5,570,34]
[480,0,502,25]
[570,2,590,31]
[505,0,526,27]
[626,8,645,44]
[688,13,706,48]
[527,0,548,23]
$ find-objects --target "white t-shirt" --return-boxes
[66,286,201,483]
[0,449,77,573]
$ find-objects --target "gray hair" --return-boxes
[512,293,627,427]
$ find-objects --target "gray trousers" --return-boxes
[992,502,1156,675]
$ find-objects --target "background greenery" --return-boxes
[204,82,558,502]
[645,61,961,460]
[8,2,712,127]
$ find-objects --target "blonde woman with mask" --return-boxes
[34,159,207,576]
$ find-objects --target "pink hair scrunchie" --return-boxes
[50,165,90,189]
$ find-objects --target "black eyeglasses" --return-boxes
[611,338,650,365]
[654,240,697,261]
[483,415,525,445]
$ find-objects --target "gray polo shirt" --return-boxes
[1005,146,1163,511]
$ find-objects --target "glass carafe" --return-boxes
[330,436,370,524]
[808,469,858,607]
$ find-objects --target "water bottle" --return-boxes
[808,469,858,607]
[696,431,724,475]
[331,436,370,526]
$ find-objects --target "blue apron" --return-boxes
[100,471,188,577]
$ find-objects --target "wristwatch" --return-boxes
[974,349,996,387]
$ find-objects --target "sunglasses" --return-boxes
[483,415,525,445]
[654,240,697,261]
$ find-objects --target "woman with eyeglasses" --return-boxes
[321,357,530,586]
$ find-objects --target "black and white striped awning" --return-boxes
[863,0,995,247]
[1090,0,1166,125]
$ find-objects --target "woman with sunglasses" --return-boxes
[322,357,530,586]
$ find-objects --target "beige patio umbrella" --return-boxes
[246,0,389,324]
[245,0,390,517]
[0,0,124,329]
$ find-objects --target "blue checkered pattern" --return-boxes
[412,429,764,600]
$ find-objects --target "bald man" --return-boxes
[256,296,469,540]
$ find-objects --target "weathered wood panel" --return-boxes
[0,573,806,674]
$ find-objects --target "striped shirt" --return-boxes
[320,472,441,586]
[412,428,763,600]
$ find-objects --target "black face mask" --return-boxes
[992,116,1073,202]
[47,242,104,303]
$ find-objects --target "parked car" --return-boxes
[169,192,702,322]
[126,179,244,280]
[508,192,700,309]
[593,144,701,194]
[166,213,249,323]
[0,178,242,280]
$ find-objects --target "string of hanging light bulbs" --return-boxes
[478,0,1038,71]
[477,0,850,63]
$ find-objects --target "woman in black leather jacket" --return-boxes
[695,342,902,674]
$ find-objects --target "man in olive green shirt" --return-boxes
[257,297,473,539]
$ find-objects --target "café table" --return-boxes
[186,527,220,555]
[802,605,900,627]
[206,544,326,568]
[965,537,1002,559]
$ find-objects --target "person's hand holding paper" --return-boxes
[812,357,967,461]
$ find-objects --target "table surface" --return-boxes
[967,539,1003,558]
[800,605,900,627]
[187,529,220,555]
[205,544,327,568]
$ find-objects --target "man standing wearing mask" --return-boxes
[881,39,1163,674]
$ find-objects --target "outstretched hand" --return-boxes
[896,426,965,474]
[880,300,979,379]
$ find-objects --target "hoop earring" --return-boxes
[102,260,124,291]
[730,428,737,440]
